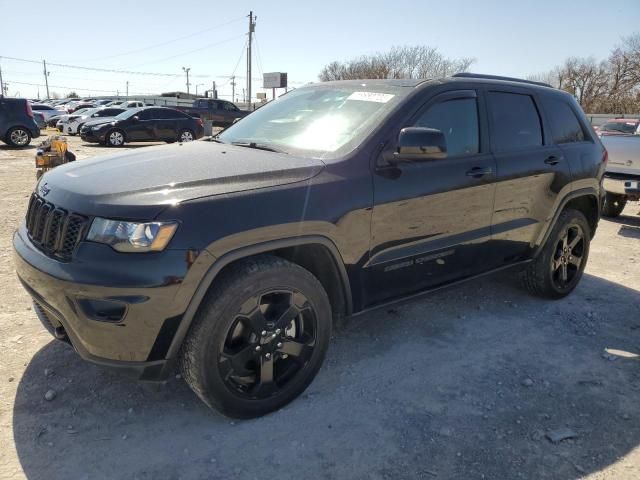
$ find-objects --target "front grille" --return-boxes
[25,193,88,260]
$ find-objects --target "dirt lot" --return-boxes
[1,132,639,480]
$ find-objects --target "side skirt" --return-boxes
[351,259,532,318]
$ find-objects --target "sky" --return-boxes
[0,0,638,101]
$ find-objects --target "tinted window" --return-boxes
[137,109,161,120]
[100,108,124,116]
[32,105,53,110]
[488,92,542,152]
[542,97,586,143]
[413,97,479,157]
[163,109,188,119]
[223,102,238,112]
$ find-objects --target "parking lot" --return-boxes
[0,132,639,479]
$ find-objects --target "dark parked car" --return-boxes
[80,107,204,146]
[176,98,248,127]
[1,97,40,147]
[14,74,605,418]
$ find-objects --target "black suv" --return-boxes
[14,74,606,418]
[0,97,40,147]
[80,106,205,146]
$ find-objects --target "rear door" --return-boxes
[366,88,497,306]
[485,88,572,266]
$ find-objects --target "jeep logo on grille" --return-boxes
[39,183,51,197]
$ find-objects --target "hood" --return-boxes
[38,141,325,219]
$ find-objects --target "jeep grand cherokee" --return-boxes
[14,73,606,418]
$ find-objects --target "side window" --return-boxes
[413,97,479,157]
[488,92,542,152]
[137,109,156,120]
[541,97,587,144]
[223,102,238,112]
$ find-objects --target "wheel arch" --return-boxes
[165,235,353,360]
[533,188,601,258]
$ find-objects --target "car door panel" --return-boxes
[365,89,497,306]
[485,88,573,267]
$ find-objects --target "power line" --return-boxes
[86,16,245,62]
[254,32,265,78]
[128,33,246,68]
[218,39,248,88]
[0,55,209,78]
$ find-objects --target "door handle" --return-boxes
[544,155,562,165]
[466,166,493,178]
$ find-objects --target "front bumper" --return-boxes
[13,224,204,381]
[80,129,106,143]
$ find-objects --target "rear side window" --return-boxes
[413,98,479,157]
[542,97,586,144]
[488,92,542,152]
[163,109,188,119]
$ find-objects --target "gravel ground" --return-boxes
[1,132,639,480]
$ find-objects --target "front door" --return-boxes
[365,89,497,306]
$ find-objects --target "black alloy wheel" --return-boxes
[218,289,317,400]
[179,255,332,418]
[550,223,585,292]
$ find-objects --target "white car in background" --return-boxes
[31,104,66,121]
[64,107,126,135]
[55,108,94,132]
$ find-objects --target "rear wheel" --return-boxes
[106,129,125,147]
[6,127,31,147]
[602,192,627,218]
[523,209,590,299]
[180,255,332,418]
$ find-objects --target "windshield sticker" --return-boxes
[347,92,395,103]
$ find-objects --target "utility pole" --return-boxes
[182,67,191,95]
[126,81,129,97]
[230,76,236,102]
[42,60,50,99]
[246,11,255,106]
[211,81,217,99]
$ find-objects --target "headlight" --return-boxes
[86,218,178,253]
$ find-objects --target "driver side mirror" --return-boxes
[132,116,139,122]
[392,127,447,163]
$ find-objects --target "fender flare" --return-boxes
[165,235,353,360]
[533,187,601,258]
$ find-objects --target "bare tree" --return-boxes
[319,46,475,81]
[528,33,640,113]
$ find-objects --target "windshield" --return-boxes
[114,108,143,120]
[217,85,409,159]
[600,121,639,134]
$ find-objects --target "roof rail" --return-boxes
[452,72,552,88]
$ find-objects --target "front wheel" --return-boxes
[602,192,627,218]
[180,255,332,418]
[178,129,195,143]
[523,209,590,299]
[105,129,125,147]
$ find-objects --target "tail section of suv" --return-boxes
[13,74,605,418]
[1,97,40,147]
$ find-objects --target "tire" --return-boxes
[180,255,332,418]
[602,192,627,218]
[5,127,32,147]
[178,129,195,143]
[523,208,590,299]
[105,129,125,147]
